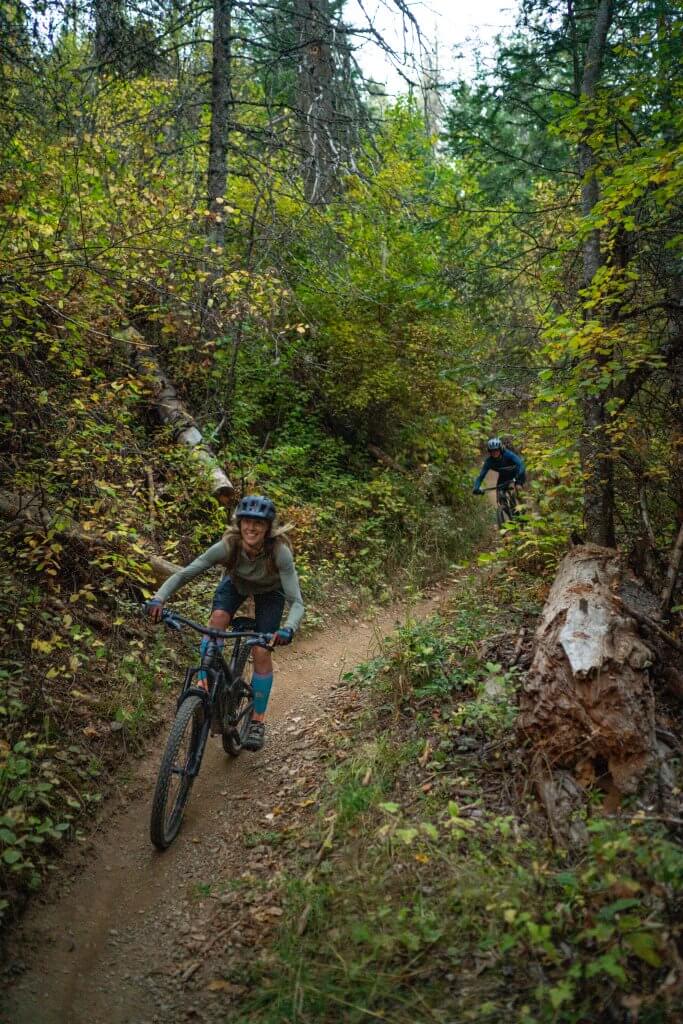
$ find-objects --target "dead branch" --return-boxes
[511,626,526,665]
[638,483,658,549]
[145,465,156,543]
[367,444,408,475]
[614,596,683,655]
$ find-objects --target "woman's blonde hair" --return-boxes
[222,516,293,575]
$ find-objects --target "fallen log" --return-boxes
[0,488,180,584]
[118,326,233,503]
[518,544,656,795]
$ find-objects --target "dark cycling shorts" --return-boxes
[212,576,285,634]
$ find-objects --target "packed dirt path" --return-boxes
[2,584,452,1024]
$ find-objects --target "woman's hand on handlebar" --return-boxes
[272,626,293,646]
[146,598,164,623]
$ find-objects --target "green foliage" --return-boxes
[0,569,172,920]
[347,582,517,710]
[0,717,96,909]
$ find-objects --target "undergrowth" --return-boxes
[231,575,683,1024]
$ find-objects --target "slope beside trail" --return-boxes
[2,582,453,1024]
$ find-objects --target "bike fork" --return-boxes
[187,719,210,778]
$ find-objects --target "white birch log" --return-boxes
[119,326,233,502]
[518,544,656,794]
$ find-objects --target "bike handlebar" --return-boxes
[479,480,518,491]
[157,608,273,648]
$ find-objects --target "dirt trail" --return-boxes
[2,586,451,1024]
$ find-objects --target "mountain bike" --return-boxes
[149,609,271,850]
[480,479,519,529]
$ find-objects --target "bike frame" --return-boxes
[161,610,270,778]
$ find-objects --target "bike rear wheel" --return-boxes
[150,694,204,850]
[222,620,255,758]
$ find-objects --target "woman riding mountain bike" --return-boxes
[147,494,304,751]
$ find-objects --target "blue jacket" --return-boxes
[474,448,526,490]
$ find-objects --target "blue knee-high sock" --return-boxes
[198,636,223,682]
[252,673,273,715]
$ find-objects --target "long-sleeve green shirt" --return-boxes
[153,539,305,632]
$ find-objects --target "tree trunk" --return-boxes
[518,544,655,795]
[93,0,128,67]
[120,327,233,501]
[579,395,615,546]
[661,520,683,617]
[207,0,232,248]
[0,489,180,584]
[577,0,616,546]
[295,0,337,204]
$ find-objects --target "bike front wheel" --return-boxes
[150,694,205,850]
[496,498,514,529]
[493,491,516,532]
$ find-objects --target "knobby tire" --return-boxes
[222,636,254,757]
[150,694,204,850]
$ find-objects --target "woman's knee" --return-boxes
[209,609,232,629]
[253,648,273,675]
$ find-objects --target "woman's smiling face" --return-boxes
[239,516,269,549]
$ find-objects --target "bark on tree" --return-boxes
[518,544,656,795]
[295,0,338,204]
[661,519,683,617]
[0,489,180,584]
[577,0,616,547]
[120,327,233,501]
[207,0,232,248]
[93,0,128,66]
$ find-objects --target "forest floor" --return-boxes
[1,580,456,1024]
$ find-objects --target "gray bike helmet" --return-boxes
[487,437,503,452]
[235,494,276,521]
